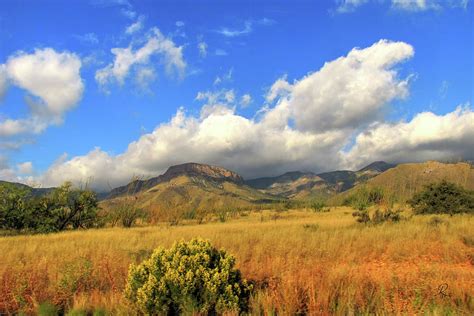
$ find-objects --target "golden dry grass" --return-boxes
[1,207,473,315]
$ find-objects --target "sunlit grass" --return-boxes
[1,207,473,314]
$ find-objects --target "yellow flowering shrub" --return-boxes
[124,238,252,315]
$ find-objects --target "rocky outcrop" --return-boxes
[163,163,243,184]
[105,162,243,199]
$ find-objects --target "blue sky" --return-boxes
[0,0,472,190]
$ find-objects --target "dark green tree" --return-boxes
[0,184,30,230]
[409,180,474,215]
[0,182,100,233]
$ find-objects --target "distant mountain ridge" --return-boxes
[244,161,396,199]
[0,180,54,197]
[101,163,279,218]
[106,162,244,199]
[332,160,474,203]
[4,161,471,207]
[358,161,396,173]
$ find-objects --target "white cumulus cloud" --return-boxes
[0,48,83,138]
[35,39,473,191]
[6,48,83,116]
[271,39,414,132]
[344,105,474,168]
[96,27,186,91]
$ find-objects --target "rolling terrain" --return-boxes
[244,161,396,199]
[0,180,54,197]
[333,161,474,203]
[101,161,397,217]
[101,163,280,221]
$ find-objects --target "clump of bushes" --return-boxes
[125,238,252,315]
[309,200,329,212]
[0,182,100,233]
[409,180,474,215]
[303,223,319,232]
[352,208,402,224]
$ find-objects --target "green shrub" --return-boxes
[37,302,58,316]
[310,200,326,212]
[409,180,474,215]
[344,186,386,210]
[352,210,370,224]
[352,208,402,225]
[125,238,252,315]
[0,182,100,233]
[371,208,401,224]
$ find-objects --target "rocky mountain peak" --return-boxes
[163,163,244,184]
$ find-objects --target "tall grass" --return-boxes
[0,208,473,314]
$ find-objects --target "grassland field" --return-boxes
[0,207,473,315]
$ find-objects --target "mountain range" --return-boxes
[1,160,473,214]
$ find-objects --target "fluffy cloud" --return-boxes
[40,106,346,190]
[36,39,472,191]
[344,105,474,168]
[265,75,292,103]
[271,39,414,132]
[0,156,35,184]
[17,161,33,175]
[6,48,83,116]
[96,28,186,91]
[0,48,83,137]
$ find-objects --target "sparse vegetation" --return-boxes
[343,185,387,210]
[309,199,327,212]
[108,198,145,228]
[0,208,472,315]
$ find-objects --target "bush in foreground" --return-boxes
[125,238,252,315]
[409,180,474,215]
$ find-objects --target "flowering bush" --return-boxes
[125,238,252,314]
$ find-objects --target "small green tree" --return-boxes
[0,182,100,233]
[310,200,327,212]
[43,182,100,232]
[0,184,30,230]
[409,180,474,215]
[125,238,252,315]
